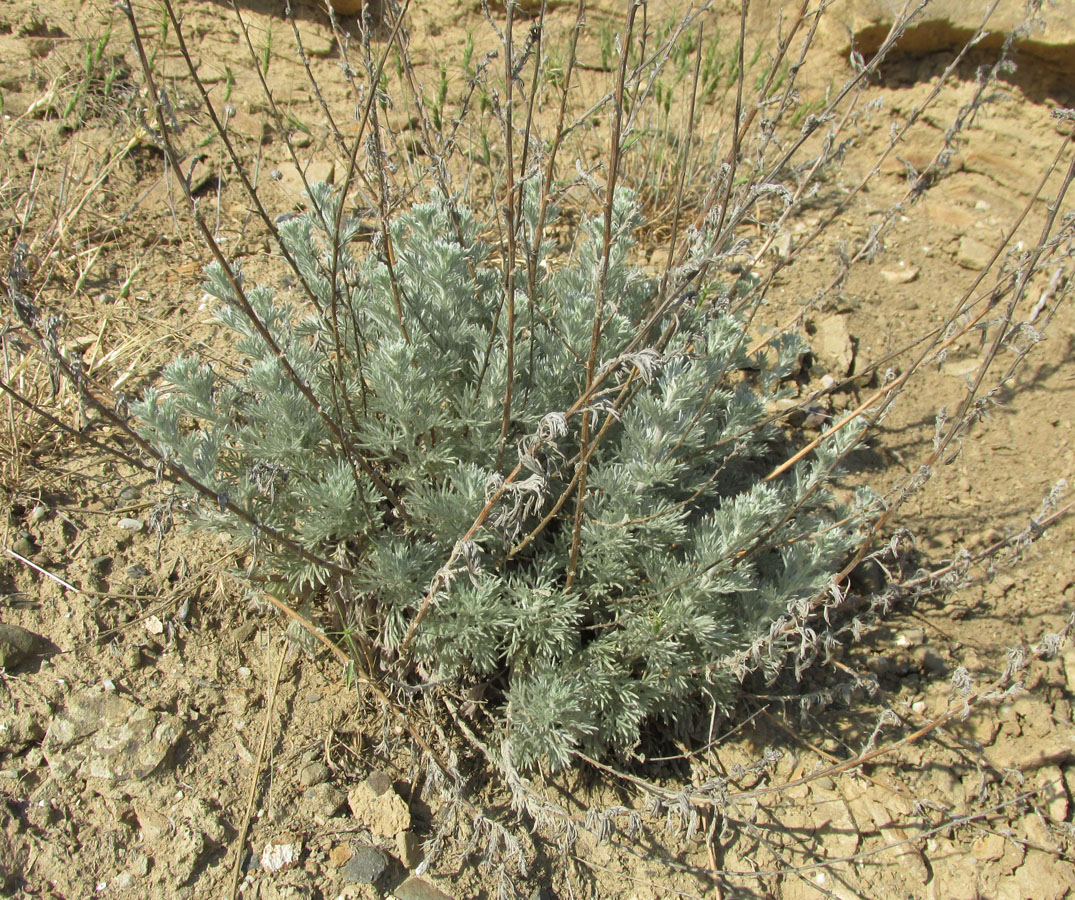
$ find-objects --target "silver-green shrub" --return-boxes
[134,183,868,770]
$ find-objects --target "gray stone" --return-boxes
[394,876,454,900]
[0,623,42,669]
[117,517,144,532]
[11,532,35,558]
[42,686,184,784]
[396,830,423,869]
[342,845,387,884]
[89,555,112,575]
[301,782,346,821]
[365,769,393,797]
[298,761,330,787]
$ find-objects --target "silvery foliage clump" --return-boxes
[134,183,870,771]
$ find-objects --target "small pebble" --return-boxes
[260,841,301,873]
[365,770,393,797]
[895,628,926,648]
[29,505,49,524]
[341,846,387,884]
[397,830,423,869]
[0,623,43,668]
[89,556,113,575]
[394,876,454,900]
[11,532,36,558]
[127,565,151,580]
[880,264,920,284]
[329,844,353,868]
[118,518,144,532]
[298,761,330,788]
[302,783,346,820]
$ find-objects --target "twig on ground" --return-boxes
[227,637,289,900]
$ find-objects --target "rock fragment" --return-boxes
[261,839,302,873]
[42,686,183,784]
[341,845,387,884]
[298,761,330,788]
[810,315,856,376]
[394,876,455,900]
[11,532,36,558]
[881,264,920,284]
[301,782,347,823]
[396,830,423,869]
[1007,848,1075,900]
[89,555,112,575]
[0,622,42,669]
[348,773,411,839]
[956,235,994,270]
[1061,646,1075,696]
